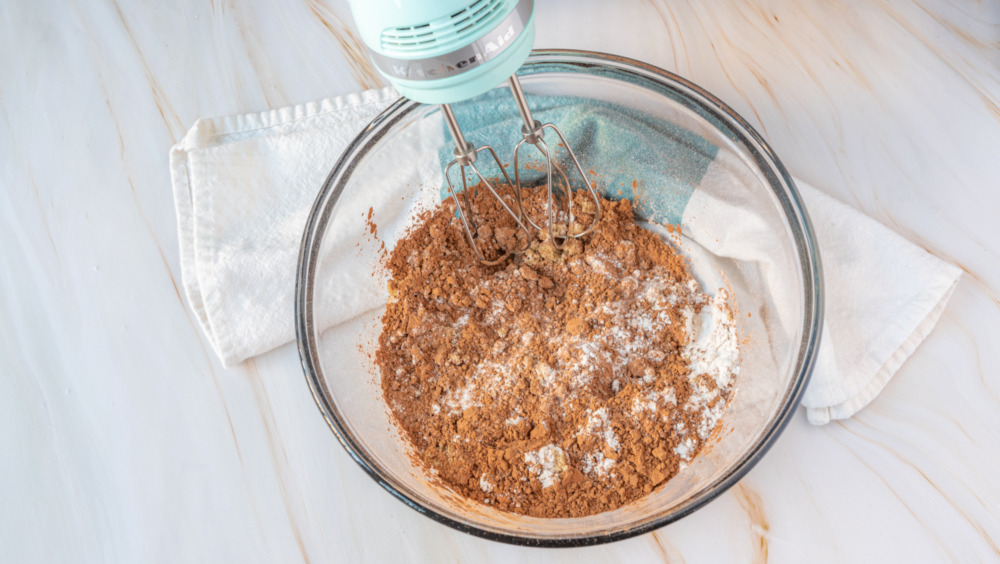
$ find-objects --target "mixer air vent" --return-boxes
[380,0,514,54]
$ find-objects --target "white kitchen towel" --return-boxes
[169,88,961,425]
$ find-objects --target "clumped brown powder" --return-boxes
[375,185,735,518]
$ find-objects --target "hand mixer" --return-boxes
[348,0,602,264]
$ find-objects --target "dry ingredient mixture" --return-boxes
[375,185,739,518]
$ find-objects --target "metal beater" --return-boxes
[348,0,602,263]
[507,75,602,248]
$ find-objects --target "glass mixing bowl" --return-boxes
[296,50,822,546]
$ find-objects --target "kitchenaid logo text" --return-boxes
[389,25,517,79]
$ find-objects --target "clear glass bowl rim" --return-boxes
[295,49,824,547]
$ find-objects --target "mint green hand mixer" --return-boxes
[348,0,602,264]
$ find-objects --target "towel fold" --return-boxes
[169,87,960,425]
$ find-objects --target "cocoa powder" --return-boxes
[375,185,735,518]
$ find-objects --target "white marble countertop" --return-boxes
[3,0,999,561]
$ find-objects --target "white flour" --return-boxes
[524,444,568,488]
[684,289,741,389]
